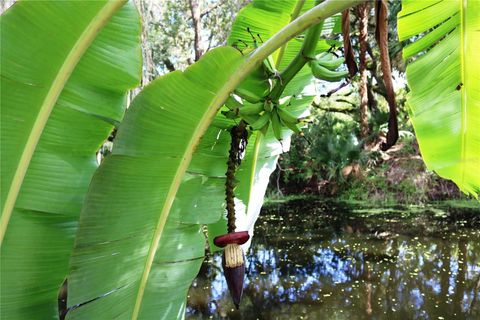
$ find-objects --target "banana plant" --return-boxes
[398,0,480,197]
[3,0,477,319]
[66,1,363,318]
[7,0,478,319]
[0,2,142,318]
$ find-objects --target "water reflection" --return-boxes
[187,201,480,319]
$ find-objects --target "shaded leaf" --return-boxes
[67,47,244,319]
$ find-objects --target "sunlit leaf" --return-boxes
[398,0,480,197]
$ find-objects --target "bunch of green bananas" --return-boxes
[223,46,307,142]
[222,97,304,142]
[309,52,348,82]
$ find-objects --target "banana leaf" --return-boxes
[0,1,141,318]
[398,0,480,197]
[66,47,245,319]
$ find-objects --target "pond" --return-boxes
[186,200,480,319]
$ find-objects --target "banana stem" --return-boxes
[274,0,306,69]
[268,0,324,100]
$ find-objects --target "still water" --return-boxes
[186,200,480,319]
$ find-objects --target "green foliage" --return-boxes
[275,84,468,204]
[144,0,248,75]
[208,0,352,250]
[313,113,364,180]
[2,1,477,319]
[85,0,362,315]
[0,2,142,318]
[280,109,365,189]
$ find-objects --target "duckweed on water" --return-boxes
[187,200,480,320]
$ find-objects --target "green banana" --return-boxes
[225,96,242,110]
[276,105,299,124]
[271,110,283,141]
[279,117,301,134]
[241,113,261,125]
[315,51,331,60]
[250,111,271,130]
[238,102,264,116]
[212,117,233,130]
[234,66,271,103]
[276,105,302,134]
[263,55,277,77]
[234,86,264,103]
[317,57,345,70]
[221,109,239,119]
[310,60,348,82]
[263,100,273,112]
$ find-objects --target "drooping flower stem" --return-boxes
[225,121,248,233]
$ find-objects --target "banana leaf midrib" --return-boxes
[130,86,240,318]
[0,0,127,244]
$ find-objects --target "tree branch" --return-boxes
[342,9,358,77]
[200,0,225,19]
[375,0,398,151]
[188,0,203,61]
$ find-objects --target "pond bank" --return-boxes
[273,134,473,204]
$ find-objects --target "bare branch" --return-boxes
[200,0,226,19]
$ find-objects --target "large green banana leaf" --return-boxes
[66,47,245,319]
[0,1,141,318]
[398,0,480,197]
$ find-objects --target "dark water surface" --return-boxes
[186,200,480,319]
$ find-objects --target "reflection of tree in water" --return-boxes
[453,239,467,317]
[187,202,480,319]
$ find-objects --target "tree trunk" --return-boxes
[189,0,203,62]
[358,2,369,139]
